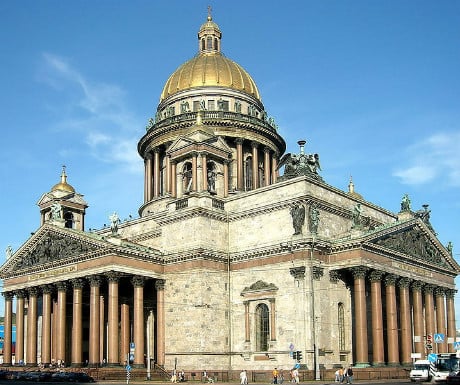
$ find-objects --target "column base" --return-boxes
[132,364,145,369]
[386,362,401,367]
[371,362,386,367]
[71,363,85,368]
[354,362,370,368]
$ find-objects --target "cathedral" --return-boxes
[1,12,458,381]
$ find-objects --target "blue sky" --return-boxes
[1,0,460,325]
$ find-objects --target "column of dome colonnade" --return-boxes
[343,267,456,366]
[1,275,167,368]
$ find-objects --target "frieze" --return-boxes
[374,228,445,267]
[28,265,77,282]
[391,261,433,278]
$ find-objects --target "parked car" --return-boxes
[447,371,460,384]
[51,371,95,382]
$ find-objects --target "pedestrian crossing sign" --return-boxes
[453,341,460,350]
[434,333,445,343]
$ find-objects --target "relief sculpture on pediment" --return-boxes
[374,228,445,267]
[16,233,97,269]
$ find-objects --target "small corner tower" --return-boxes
[37,166,88,230]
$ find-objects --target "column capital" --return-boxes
[445,288,457,299]
[290,266,306,279]
[312,266,324,280]
[369,270,384,282]
[263,146,271,153]
[350,266,368,279]
[145,152,153,160]
[423,283,435,294]
[88,275,103,287]
[411,280,424,291]
[28,287,39,297]
[2,291,14,300]
[132,275,146,287]
[153,147,161,154]
[71,278,85,289]
[235,138,244,145]
[155,279,166,291]
[384,273,398,286]
[434,286,446,297]
[329,270,341,283]
[41,284,54,295]
[14,289,27,299]
[56,281,68,292]
[398,277,412,288]
[268,298,275,304]
[106,271,122,282]
[243,300,250,306]
[251,141,259,149]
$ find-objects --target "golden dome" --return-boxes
[159,14,261,102]
[160,53,261,102]
[51,166,75,193]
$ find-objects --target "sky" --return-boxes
[1,1,460,325]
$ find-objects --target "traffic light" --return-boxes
[297,351,303,361]
[426,334,433,350]
[292,351,298,360]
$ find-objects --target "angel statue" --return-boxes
[109,212,119,235]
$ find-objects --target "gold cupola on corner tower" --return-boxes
[37,166,88,230]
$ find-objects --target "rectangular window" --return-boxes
[222,100,229,111]
[193,101,200,112]
[208,100,215,111]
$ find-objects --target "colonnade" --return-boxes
[143,141,279,203]
[2,274,166,368]
[347,266,456,366]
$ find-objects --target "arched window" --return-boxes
[207,36,213,50]
[245,156,253,191]
[338,302,345,351]
[201,38,205,51]
[255,303,270,351]
[183,162,193,193]
[64,211,73,229]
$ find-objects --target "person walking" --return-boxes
[240,369,248,385]
[345,366,353,384]
[272,368,279,384]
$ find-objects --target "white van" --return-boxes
[410,360,431,382]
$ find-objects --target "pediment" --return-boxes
[364,219,460,272]
[0,226,104,277]
[241,280,278,298]
[167,131,232,158]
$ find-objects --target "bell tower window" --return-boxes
[64,212,74,229]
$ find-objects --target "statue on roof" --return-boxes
[447,241,453,256]
[109,212,120,235]
[277,140,323,181]
[401,193,411,212]
[5,245,13,260]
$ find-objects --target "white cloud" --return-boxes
[39,53,142,172]
[393,132,460,187]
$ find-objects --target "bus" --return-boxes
[431,353,460,382]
